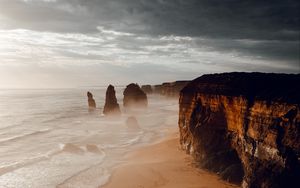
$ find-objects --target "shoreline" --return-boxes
[101,129,239,188]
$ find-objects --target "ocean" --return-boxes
[0,88,178,188]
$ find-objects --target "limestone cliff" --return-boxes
[153,81,190,97]
[179,72,300,188]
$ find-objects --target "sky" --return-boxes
[0,0,299,88]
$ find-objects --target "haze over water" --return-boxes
[0,88,178,188]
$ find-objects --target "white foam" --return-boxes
[59,143,85,154]
[0,129,51,144]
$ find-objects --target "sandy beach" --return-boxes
[101,130,239,188]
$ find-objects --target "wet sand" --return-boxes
[101,130,239,188]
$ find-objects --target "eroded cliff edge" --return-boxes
[179,72,300,188]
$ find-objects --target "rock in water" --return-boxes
[103,85,121,115]
[178,72,300,187]
[123,83,148,108]
[126,116,140,130]
[87,91,96,110]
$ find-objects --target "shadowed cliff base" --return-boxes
[190,101,244,184]
[179,72,300,188]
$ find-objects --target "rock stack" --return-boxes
[123,83,148,108]
[103,85,121,115]
[87,91,96,110]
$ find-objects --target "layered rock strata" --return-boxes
[141,85,153,94]
[87,91,96,109]
[123,83,148,108]
[153,81,190,97]
[103,85,121,115]
[179,72,300,188]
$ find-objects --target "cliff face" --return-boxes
[141,85,153,94]
[179,73,300,188]
[153,81,190,97]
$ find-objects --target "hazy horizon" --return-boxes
[0,0,299,88]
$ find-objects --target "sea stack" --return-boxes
[179,72,300,187]
[123,83,148,108]
[103,85,121,115]
[87,91,96,110]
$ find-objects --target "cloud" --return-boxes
[1,28,297,72]
[0,1,298,55]
[0,0,298,39]
[0,0,298,88]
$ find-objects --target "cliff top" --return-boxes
[181,72,300,104]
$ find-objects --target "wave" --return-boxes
[0,143,106,176]
[0,150,55,176]
[102,134,143,149]
[0,129,52,144]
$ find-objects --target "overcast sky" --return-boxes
[0,0,299,88]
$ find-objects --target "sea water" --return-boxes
[0,88,179,188]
